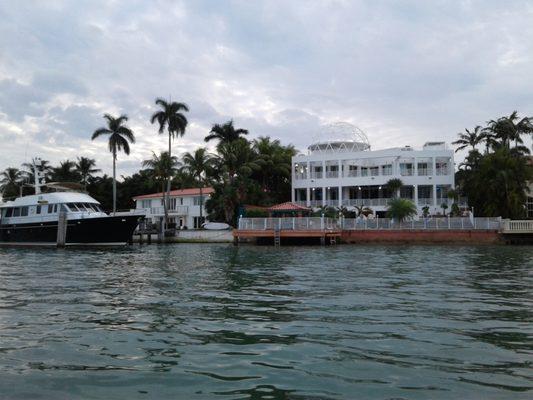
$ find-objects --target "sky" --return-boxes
[1,0,532,177]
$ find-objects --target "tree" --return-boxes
[142,151,180,224]
[91,114,135,214]
[150,98,189,230]
[386,198,417,222]
[205,120,248,148]
[51,160,79,182]
[385,178,403,199]
[452,126,483,152]
[182,148,215,226]
[75,157,100,189]
[421,205,430,218]
[0,167,23,200]
[485,111,533,150]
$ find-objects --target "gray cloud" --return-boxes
[0,0,532,176]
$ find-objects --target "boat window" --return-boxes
[61,204,69,212]
[48,204,54,213]
[67,203,79,211]
[36,205,41,214]
[5,208,13,218]
[54,204,58,213]
[76,203,89,211]
[13,208,20,217]
[21,207,29,217]
[86,203,98,211]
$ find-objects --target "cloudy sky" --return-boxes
[1,0,532,177]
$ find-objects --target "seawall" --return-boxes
[341,229,501,244]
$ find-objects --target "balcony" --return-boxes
[417,197,434,206]
[325,171,339,178]
[342,198,390,207]
[310,171,323,179]
[149,205,189,216]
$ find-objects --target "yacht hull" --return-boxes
[0,215,141,245]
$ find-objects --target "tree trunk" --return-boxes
[112,149,117,216]
[164,132,171,232]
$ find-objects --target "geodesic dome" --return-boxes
[308,122,371,154]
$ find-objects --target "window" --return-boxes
[5,208,13,217]
[20,207,28,217]
[36,205,41,214]
[361,167,369,177]
[13,208,20,217]
[141,200,151,208]
[370,166,379,176]
[67,203,79,211]
[193,196,206,206]
[417,162,429,176]
[54,204,58,213]
[382,165,392,175]
[347,165,358,177]
[400,163,413,176]
[436,161,449,175]
[48,204,54,213]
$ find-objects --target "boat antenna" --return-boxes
[33,158,45,195]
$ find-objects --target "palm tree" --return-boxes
[91,114,135,214]
[142,151,180,224]
[205,120,248,147]
[485,111,533,149]
[150,98,189,229]
[385,178,403,199]
[51,160,79,182]
[75,157,100,189]
[386,198,417,222]
[22,158,52,186]
[182,148,215,226]
[0,167,23,200]
[452,126,483,152]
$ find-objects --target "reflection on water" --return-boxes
[0,244,532,399]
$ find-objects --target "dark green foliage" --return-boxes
[386,198,417,222]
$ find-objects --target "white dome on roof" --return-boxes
[308,122,371,154]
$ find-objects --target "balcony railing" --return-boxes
[149,205,189,216]
[417,197,433,206]
[342,198,390,207]
[310,171,323,179]
[325,171,339,178]
[294,172,307,180]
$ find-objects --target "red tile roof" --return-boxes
[133,187,214,200]
[268,202,311,211]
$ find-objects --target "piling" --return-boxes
[56,211,67,247]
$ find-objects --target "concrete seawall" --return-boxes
[341,230,501,244]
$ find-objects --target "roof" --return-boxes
[133,187,214,201]
[268,202,311,211]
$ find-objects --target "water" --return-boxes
[0,244,531,399]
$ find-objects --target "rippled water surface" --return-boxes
[0,244,532,399]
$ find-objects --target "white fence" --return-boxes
[238,217,339,231]
[502,219,533,233]
[238,217,502,231]
[342,217,501,230]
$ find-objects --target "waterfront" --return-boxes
[0,244,531,399]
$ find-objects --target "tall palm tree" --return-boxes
[182,148,215,225]
[0,167,23,200]
[486,111,533,149]
[91,114,135,214]
[150,98,189,229]
[142,151,179,223]
[452,126,483,152]
[205,120,248,147]
[75,157,100,189]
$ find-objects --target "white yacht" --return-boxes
[0,161,143,246]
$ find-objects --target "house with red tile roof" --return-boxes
[133,187,214,229]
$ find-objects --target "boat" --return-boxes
[202,222,231,230]
[0,160,143,246]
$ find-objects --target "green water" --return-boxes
[0,244,531,399]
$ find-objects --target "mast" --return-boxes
[33,158,44,195]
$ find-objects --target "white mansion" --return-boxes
[291,128,456,216]
[133,187,212,229]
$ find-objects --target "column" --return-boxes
[322,187,326,207]
[338,186,342,207]
[414,185,418,208]
[291,188,295,203]
[433,184,438,207]
[306,187,310,207]
[414,158,418,177]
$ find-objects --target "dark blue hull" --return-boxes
[0,215,142,245]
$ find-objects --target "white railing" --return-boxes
[342,217,501,230]
[325,171,339,178]
[342,198,391,207]
[310,172,323,179]
[149,205,189,216]
[502,219,533,233]
[417,197,433,206]
[238,217,340,231]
